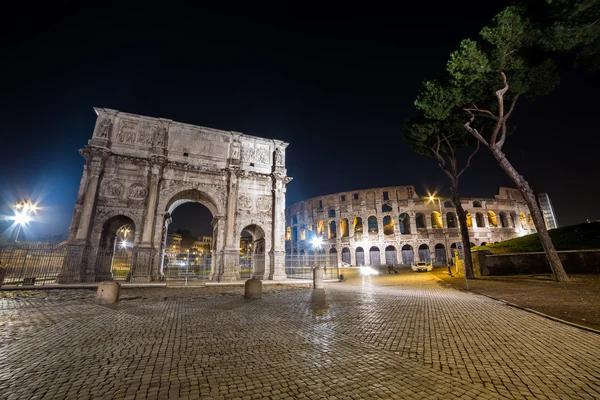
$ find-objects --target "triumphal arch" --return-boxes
[60,108,290,282]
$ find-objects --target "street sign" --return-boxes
[458,245,462,250]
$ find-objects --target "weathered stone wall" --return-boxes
[473,249,600,276]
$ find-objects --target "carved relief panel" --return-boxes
[116,120,138,144]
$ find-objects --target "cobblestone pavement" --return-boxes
[1,269,599,400]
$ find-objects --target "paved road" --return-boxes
[1,269,599,399]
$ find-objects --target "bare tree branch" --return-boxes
[490,70,509,147]
[457,140,481,178]
[464,109,490,148]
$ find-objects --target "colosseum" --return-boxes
[285,186,540,267]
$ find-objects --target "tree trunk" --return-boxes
[489,147,569,282]
[450,183,475,279]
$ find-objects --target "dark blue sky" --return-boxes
[1,1,599,240]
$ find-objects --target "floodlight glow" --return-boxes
[311,236,323,248]
[13,212,31,225]
[120,240,130,248]
[360,266,378,276]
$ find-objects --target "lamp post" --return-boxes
[428,195,452,277]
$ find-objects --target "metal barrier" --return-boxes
[0,244,67,286]
[163,255,212,282]
[284,255,339,280]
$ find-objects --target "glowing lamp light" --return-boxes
[311,236,323,249]
[120,240,130,249]
[13,212,31,225]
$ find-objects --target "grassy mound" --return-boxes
[473,222,600,254]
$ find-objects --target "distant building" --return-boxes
[192,236,212,254]
[537,193,558,229]
[286,186,538,266]
[240,236,252,256]
[166,232,182,256]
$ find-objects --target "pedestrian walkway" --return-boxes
[1,269,598,399]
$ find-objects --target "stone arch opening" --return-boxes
[450,242,464,259]
[520,212,527,228]
[431,211,443,229]
[383,215,394,235]
[475,212,485,228]
[292,226,298,241]
[446,212,457,228]
[415,213,426,229]
[369,246,380,266]
[240,224,267,279]
[488,211,498,227]
[341,247,351,264]
[466,212,473,228]
[96,215,136,281]
[399,213,410,234]
[328,209,336,218]
[434,243,446,265]
[367,216,378,234]
[473,200,482,208]
[329,248,338,267]
[385,245,397,265]
[353,217,363,241]
[317,219,325,236]
[480,241,488,246]
[340,218,349,237]
[509,212,517,228]
[355,247,365,266]
[401,244,414,265]
[499,212,509,228]
[329,220,337,239]
[381,204,392,213]
[418,244,430,262]
[444,200,453,208]
[162,192,216,281]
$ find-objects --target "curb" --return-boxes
[474,291,600,335]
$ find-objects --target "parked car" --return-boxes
[411,261,433,272]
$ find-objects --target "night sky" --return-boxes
[2,2,599,240]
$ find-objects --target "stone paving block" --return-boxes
[1,273,599,399]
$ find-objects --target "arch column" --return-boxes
[269,168,288,280]
[220,168,241,282]
[59,147,108,283]
[133,158,166,282]
[210,215,227,281]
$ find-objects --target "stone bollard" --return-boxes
[313,266,324,289]
[96,281,121,304]
[244,277,262,299]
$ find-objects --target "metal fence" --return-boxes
[284,255,340,280]
[162,254,213,282]
[0,244,67,286]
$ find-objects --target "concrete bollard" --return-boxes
[245,277,263,299]
[313,266,324,289]
[96,281,121,304]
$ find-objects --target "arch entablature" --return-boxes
[159,181,226,217]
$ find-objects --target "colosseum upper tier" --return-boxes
[285,186,535,266]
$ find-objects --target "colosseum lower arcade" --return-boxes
[285,186,540,266]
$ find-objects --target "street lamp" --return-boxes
[428,195,452,277]
[11,201,39,242]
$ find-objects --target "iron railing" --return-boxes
[284,255,339,280]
